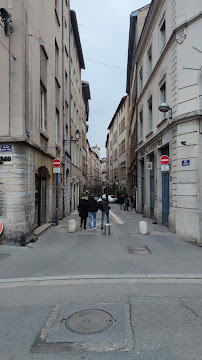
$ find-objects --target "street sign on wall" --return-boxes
[160,155,170,165]
[52,159,61,168]
[182,160,190,166]
[1,145,12,152]
[146,162,152,170]
[161,164,169,172]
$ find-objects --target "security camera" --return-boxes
[181,141,186,146]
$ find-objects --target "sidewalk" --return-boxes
[0,204,201,280]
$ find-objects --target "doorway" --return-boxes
[141,159,144,214]
[150,153,155,219]
[162,145,169,227]
[35,167,47,226]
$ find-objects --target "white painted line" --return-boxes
[109,211,124,224]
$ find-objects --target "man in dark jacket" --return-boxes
[78,193,88,229]
[87,195,98,230]
[98,199,111,230]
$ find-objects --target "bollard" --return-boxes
[139,221,148,235]
[104,223,110,235]
[68,219,76,233]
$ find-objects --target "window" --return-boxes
[147,45,152,76]
[55,41,59,76]
[160,19,166,50]
[139,67,143,94]
[64,20,67,45]
[148,96,152,132]
[119,139,125,155]
[119,117,125,134]
[40,85,45,132]
[139,111,143,140]
[56,109,59,144]
[110,156,112,165]
[114,130,117,144]
[160,81,166,120]
[114,149,117,161]
[114,168,118,179]
[110,141,112,151]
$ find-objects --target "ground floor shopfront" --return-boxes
[136,114,202,245]
[0,141,82,243]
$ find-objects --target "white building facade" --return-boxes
[132,0,202,243]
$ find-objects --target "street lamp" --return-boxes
[158,102,172,119]
[0,8,12,36]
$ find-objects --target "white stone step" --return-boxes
[34,223,52,236]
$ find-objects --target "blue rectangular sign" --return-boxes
[1,145,12,152]
[182,160,190,166]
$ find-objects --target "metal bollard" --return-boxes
[104,223,110,235]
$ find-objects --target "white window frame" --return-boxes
[160,19,166,51]
[40,86,45,132]
[55,41,59,76]
[148,96,152,133]
[139,111,143,141]
[56,109,59,144]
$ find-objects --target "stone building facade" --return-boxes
[127,0,202,244]
[107,96,130,195]
[0,0,89,242]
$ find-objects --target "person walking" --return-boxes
[97,199,111,230]
[78,193,88,229]
[130,195,134,210]
[87,195,98,230]
[124,193,130,211]
[119,194,125,210]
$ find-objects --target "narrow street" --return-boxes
[0,205,202,359]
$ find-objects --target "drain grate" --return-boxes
[0,253,10,260]
[65,309,114,335]
[127,245,151,254]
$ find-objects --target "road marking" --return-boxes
[109,211,124,224]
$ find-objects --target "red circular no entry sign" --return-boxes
[0,221,3,235]
[160,155,170,165]
[52,159,61,168]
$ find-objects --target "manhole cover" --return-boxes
[127,245,151,254]
[0,253,10,260]
[65,309,114,335]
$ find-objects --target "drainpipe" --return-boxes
[62,0,66,218]
[68,0,72,212]
[135,62,138,210]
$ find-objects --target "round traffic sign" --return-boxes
[160,155,170,165]
[0,221,3,235]
[52,159,61,168]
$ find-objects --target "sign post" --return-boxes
[53,159,61,226]
[160,155,170,171]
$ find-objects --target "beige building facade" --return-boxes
[107,96,130,195]
[127,0,202,244]
[0,0,89,242]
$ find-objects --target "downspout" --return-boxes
[8,35,11,136]
[68,1,72,211]
[62,0,66,217]
[135,62,138,210]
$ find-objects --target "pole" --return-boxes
[56,173,59,226]
[62,0,66,218]
[68,0,72,212]
[8,34,11,136]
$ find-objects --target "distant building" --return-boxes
[100,158,107,194]
[107,96,130,195]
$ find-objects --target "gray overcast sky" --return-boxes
[71,0,150,157]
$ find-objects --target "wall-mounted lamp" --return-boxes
[64,129,81,144]
[158,103,172,119]
[0,8,13,36]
